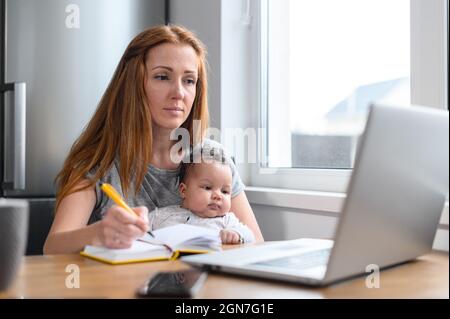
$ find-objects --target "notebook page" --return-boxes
[151,224,220,248]
[85,240,163,255]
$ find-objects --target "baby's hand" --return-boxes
[220,229,241,244]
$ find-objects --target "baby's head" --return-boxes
[178,147,232,218]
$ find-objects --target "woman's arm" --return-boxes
[230,191,264,242]
[44,180,149,255]
[43,183,99,254]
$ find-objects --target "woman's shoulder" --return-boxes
[86,159,120,181]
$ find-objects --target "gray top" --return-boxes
[87,139,245,224]
[149,205,255,243]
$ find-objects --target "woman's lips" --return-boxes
[163,107,184,115]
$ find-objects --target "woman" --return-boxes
[44,25,264,254]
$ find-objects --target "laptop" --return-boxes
[182,103,449,286]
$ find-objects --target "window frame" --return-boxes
[249,0,448,193]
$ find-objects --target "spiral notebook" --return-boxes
[80,224,222,265]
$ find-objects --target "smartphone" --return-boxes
[136,269,208,298]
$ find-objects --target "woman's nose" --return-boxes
[171,80,185,100]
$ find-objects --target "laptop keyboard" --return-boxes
[250,249,331,270]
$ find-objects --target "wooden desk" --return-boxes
[0,251,448,299]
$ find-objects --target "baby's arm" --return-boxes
[220,213,256,244]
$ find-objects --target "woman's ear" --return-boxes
[179,182,187,199]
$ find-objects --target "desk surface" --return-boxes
[0,251,448,299]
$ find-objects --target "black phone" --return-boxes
[136,269,208,298]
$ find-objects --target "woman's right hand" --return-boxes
[92,205,149,249]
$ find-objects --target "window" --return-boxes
[251,0,448,192]
[265,0,410,169]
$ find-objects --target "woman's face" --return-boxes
[144,43,199,132]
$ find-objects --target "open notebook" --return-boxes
[80,224,222,265]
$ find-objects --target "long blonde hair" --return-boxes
[55,25,209,211]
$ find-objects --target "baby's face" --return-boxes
[180,162,232,218]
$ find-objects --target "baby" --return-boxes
[148,147,255,244]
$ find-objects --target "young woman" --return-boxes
[44,25,264,254]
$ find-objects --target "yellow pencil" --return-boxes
[100,182,154,237]
[100,183,137,216]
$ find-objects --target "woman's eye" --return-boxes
[154,75,169,81]
[185,78,196,85]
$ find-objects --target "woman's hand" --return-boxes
[220,229,241,245]
[92,205,149,249]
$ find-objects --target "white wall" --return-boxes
[411,0,448,109]
[254,204,449,252]
[169,0,222,129]
[220,0,255,184]
[170,0,254,183]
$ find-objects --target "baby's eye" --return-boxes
[202,185,211,190]
[222,190,230,194]
[154,74,169,81]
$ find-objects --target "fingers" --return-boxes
[111,221,146,239]
[134,206,149,220]
[110,206,149,232]
[133,206,150,231]
[102,227,134,249]
[100,205,150,248]
[110,206,139,224]
[220,230,241,244]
